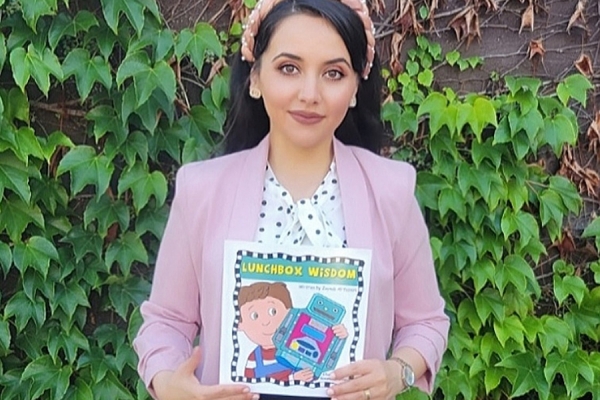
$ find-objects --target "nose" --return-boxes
[298,75,321,104]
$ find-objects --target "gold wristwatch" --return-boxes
[389,357,415,389]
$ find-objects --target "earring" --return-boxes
[249,87,262,99]
[349,96,357,108]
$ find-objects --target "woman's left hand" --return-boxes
[326,359,403,400]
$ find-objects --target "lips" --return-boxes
[289,110,325,125]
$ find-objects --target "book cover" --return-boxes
[219,240,372,397]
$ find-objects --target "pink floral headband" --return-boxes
[241,0,376,80]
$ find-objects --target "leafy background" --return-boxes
[0,0,598,399]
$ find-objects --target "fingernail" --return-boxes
[326,389,334,396]
[252,395,260,400]
[243,387,250,393]
[329,373,336,380]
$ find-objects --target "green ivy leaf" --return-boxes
[86,105,127,144]
[21,0,58,32]
[542,114,576,156]
[4,292,46,331]
[52,280,91,321]
[85,24,118,60]
[0,241,12,275]
[60,225,104,263]
[136,203,169,239]
[105,231,149,275]
[21,355,72,400]
[556,74,593,107]
[116,51,176,107]
[484,367,504,394]
[554,274,587,306]
[549,175,581,214]
[14,127,45,164]
[417,69,434,87]
[417,92,448,136]
[382,102,418,138]
[457,299,482,333]
[0,36,7,73]
[56,145,115,196]
[471,138,502,169]
[47,326,90,364]
[0,195,44,242]
[40,131,75,162]
[583,217,600,238]
[108,276,151,319]
[438,186,467,221]
[48,11,99,50]
[416,172,449,211]
[469,97,498,141]
[539,316,572,356]
[63,49,112,100]
[66,378,94,400]
[118,163,167,212]
[505,76,542,97]
[0,319,10,350]
[474,287,505,323]
[8,47,30,94]
[9,44,63,96]
[89,370,132,398]
[13,236,59,278]
[105,130,148,167]
[445,50,460,66]
[84,194,130,238]
[148,124,186,162]
[539,189,564,228]
[496,352,549,398]
[496,255,540,297]
[175,23,223,72]
[0,151,32,202]
[544,350,595,396]
[1,87,30,123]
[101,0,146,35]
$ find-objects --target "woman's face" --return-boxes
[251,13,359,153]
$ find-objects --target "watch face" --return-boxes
[404,366,415,387]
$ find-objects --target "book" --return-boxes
[219,240,372,397]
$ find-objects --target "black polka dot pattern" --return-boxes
[255,162,346,247]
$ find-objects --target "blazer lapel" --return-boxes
[334,139,373,250]
[227,136,270,241]
[225,136,373,250]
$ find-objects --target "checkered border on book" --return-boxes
[229,250,365,388]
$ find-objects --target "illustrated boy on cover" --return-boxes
[237,282,314,382]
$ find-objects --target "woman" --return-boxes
[134,1,450,399]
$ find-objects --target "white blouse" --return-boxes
[255,163,347,248]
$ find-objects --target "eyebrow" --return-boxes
[272,52,351,68]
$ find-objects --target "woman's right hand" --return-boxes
[152,347,259,400]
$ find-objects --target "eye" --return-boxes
[333,308,338,313]
[268,308,277,316]
[250,312,259,320]
[325,70,344,80]
[279,64,298,75]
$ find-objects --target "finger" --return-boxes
[329,374,374,397]
[179,346,202,375]
[204,383,254,399]
[331,360,373,380]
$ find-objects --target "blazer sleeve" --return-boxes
[391,167,450,393]
[133,165,202,396]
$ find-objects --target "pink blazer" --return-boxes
[134,136,449,395]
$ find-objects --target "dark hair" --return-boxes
[223,0,383,154]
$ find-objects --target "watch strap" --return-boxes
[388,357,415,389]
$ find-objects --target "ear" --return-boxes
[249,66,260,92]
[238,319,247,333]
